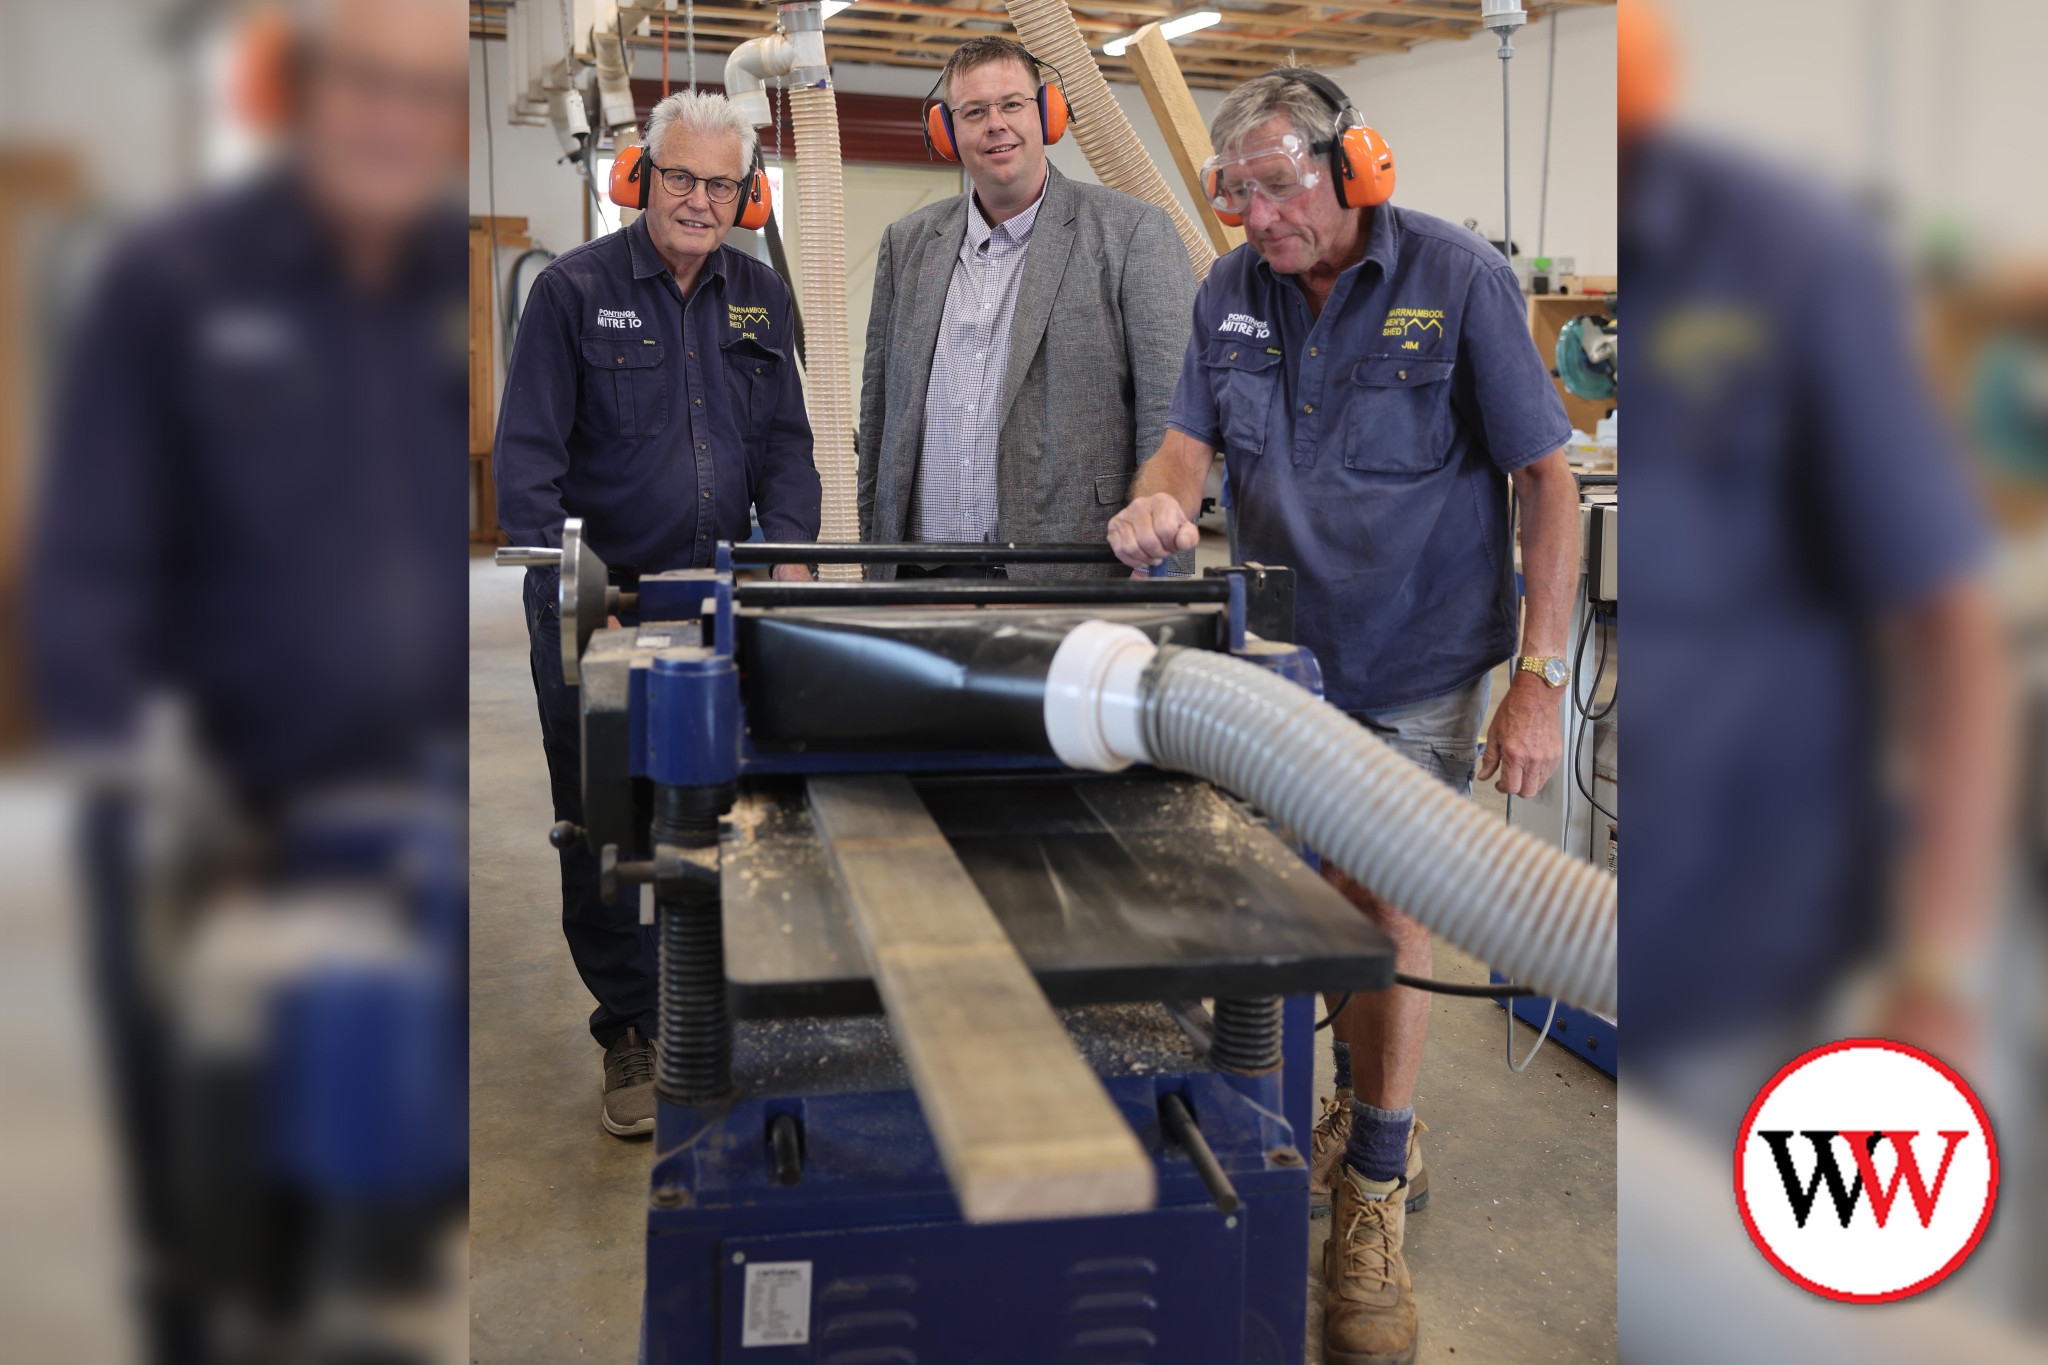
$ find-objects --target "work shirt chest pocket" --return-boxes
[1343,357,1455,474]
[721,335,784,440]
[1203,340,1283,458]
[580,336,668,439]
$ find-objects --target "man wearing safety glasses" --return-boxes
[1108,70,1580,1365]
[496,90,819,1140]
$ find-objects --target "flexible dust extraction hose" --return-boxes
[1044,623,1617,1015]
[788,85,860,574]
[1001,0,1218,280]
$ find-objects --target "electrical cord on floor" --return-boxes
[1506,988,1562,1072]
[1316,974,1540,1030]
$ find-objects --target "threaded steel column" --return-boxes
[653,783,734,1104]
[1208,997,1284,1074]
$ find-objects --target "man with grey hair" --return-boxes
[1109,69,1581,1365]
[497,89,819,1137]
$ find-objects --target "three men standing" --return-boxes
[499,53,1588,1365]
[1110,71,1582,1365]
[857,36,1195,576]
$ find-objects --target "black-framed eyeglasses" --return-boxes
[646,161,744,204]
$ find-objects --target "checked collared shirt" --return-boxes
[913,183,1044,543]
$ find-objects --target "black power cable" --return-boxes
[1569,603,1618,827]
[1316,975,1539,1031]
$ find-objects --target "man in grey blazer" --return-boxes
[857,34,1197,579]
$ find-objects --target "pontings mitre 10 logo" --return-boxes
[1734,1039,1999,1303]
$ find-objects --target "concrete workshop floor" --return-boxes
[467,549,1616,1364]
[470,551,653,1361]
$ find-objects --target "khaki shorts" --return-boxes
[1345,673,1491,797]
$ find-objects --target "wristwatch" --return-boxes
[1517,655,1570,687]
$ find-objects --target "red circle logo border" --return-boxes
[1732,1037,2000,1304]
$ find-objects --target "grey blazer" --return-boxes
[855,165,1197,580]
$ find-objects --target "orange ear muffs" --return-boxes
[611,142,773,231]
[232,4,298,134]
[925,101,961,162]
[1618,0,1678,138]
[609,142,650,209]
[735,160,773,231]
[1334,121,1395,208]
[1206,165,1244,228]
[922,52,1070,163]
[1038,81,1070,145]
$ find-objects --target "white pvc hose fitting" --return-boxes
[724,34,795,128]
[1043,621,1158,772]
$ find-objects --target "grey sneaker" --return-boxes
[601,1027,657,1137]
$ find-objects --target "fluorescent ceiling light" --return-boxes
[1103,10,1220,57]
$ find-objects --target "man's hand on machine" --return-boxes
[1108,493,1200,571]
[1478,672,1565,798]
[769,563,813,582]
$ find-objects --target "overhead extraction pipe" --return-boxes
[590,2,639,141]
[1043,622,1618,1015]
[725,8,860,576]
[1001,0,1218,280]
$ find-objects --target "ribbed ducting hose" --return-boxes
[1141,648,1617,1016]
[1001,0,1218,280]
[789,86,861,578]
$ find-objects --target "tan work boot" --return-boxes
[1310,1104,1429,1217]
[1322,1167,1418,1365]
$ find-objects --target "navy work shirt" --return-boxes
[29,170,467,797]
[1626,133,1987,1053]
[1166,205,1570,713]
[494,214,820,572]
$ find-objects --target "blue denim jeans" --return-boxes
[1346,672,1491,796]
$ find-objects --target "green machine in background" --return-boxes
[1971,332,2048,483]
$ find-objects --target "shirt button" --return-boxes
[1303,403,1314,414]
[754,366,762,374]
[702,491,711,499]
[689,349,696,358]
[693,397,702,406]
[1229,351,1238,360]
[698,442,707,450]
[1309,347,1319,357]
[1397,370,1408,379]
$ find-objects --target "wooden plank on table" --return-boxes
[808,775,1156,1224]
[1126,23,1247,257]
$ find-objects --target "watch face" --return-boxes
[1543,658,1569,687]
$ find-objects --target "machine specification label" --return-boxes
[740,1261,812,1346]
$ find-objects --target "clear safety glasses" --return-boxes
[1199,133,1328,215]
